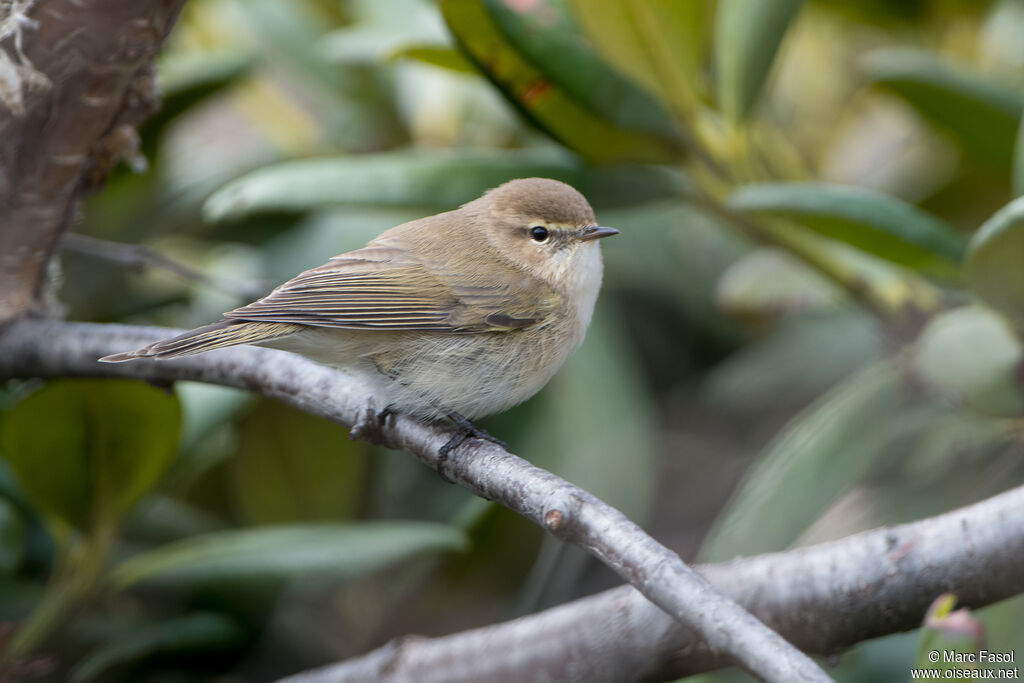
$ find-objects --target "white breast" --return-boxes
[566,241,604,341]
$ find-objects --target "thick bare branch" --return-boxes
[275,484,1024,683]
[0,0,185,321]
[0,318,832,683]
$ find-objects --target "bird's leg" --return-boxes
[355,406,506,482]
[376,404,396,426]
[440,413,509,457]
[436,412,509,480]
[350,403,397,446]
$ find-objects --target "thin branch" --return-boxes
[274,484,1024,683]
[0,318,833,683]
[61,233,267,300]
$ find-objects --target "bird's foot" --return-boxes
[377,404,396,425]
[350,403,396,446]
[436,413,509,482]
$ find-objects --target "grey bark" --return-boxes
[0,0,185,321]
[277,484,1024,682]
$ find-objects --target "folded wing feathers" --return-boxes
[98,245,552,363]
[224,258,492,332]
[100,320,303,362]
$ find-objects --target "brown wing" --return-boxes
[224,244,552,333]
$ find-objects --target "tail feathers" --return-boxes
[100,320,303,363]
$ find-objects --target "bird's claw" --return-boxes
[353,407,506,484]
[350,403,396,446]
[436,413,508,482]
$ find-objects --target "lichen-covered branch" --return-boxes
[0,0,185,321]
[0,318,833,683]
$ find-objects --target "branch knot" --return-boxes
[544,508,565,531]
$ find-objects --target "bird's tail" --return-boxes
[100,320,303,362]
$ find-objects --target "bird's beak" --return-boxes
[580,226,620,241]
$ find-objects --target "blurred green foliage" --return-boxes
[3,0,1024,680]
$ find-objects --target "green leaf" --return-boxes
[863,48,1024,168]
[0,380,181,531]
[70,612,247,683]
[126,495,225,542]
[1015,114,1024,197]
[700,361,898,561]
[176,383,254,455]
[319,0,451,64]
[485,0,683,142]
[112,521,467,589]
[715,0,803,121]
[754,219,946,314]
[727,182,966,274]
[966,195,1024,328]
[228,400,368,524]
[203,149,686,221]
[0,498,25,574]
[0,460,55,571]
[388,43,477,73]
[914,306,1024,417]
[569,0,714,113]
[148,51,255,139]
[440,0,686,163]
[163,383,258,493]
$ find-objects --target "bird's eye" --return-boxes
[529,226,549,243]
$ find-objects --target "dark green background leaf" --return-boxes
[441,0,686,163]
[485,0,683,142]
[716,0,804,121]
[1015,114,1024,197]
[701,361,898,561]
[71,613,247,683]
[569,0,714,113]
[0,498,25,574]
[203,149,686,221]
[113,522,467,589]
[228,400,369,524]
[864,48,1024,169]
[728,182,966,274]
[1,380,181,531]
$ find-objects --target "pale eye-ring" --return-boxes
[529,226,549,243]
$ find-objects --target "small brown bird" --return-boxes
[102,178,618,454]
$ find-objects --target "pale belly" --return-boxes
[265,322,580,420]
[360,326,576,419]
